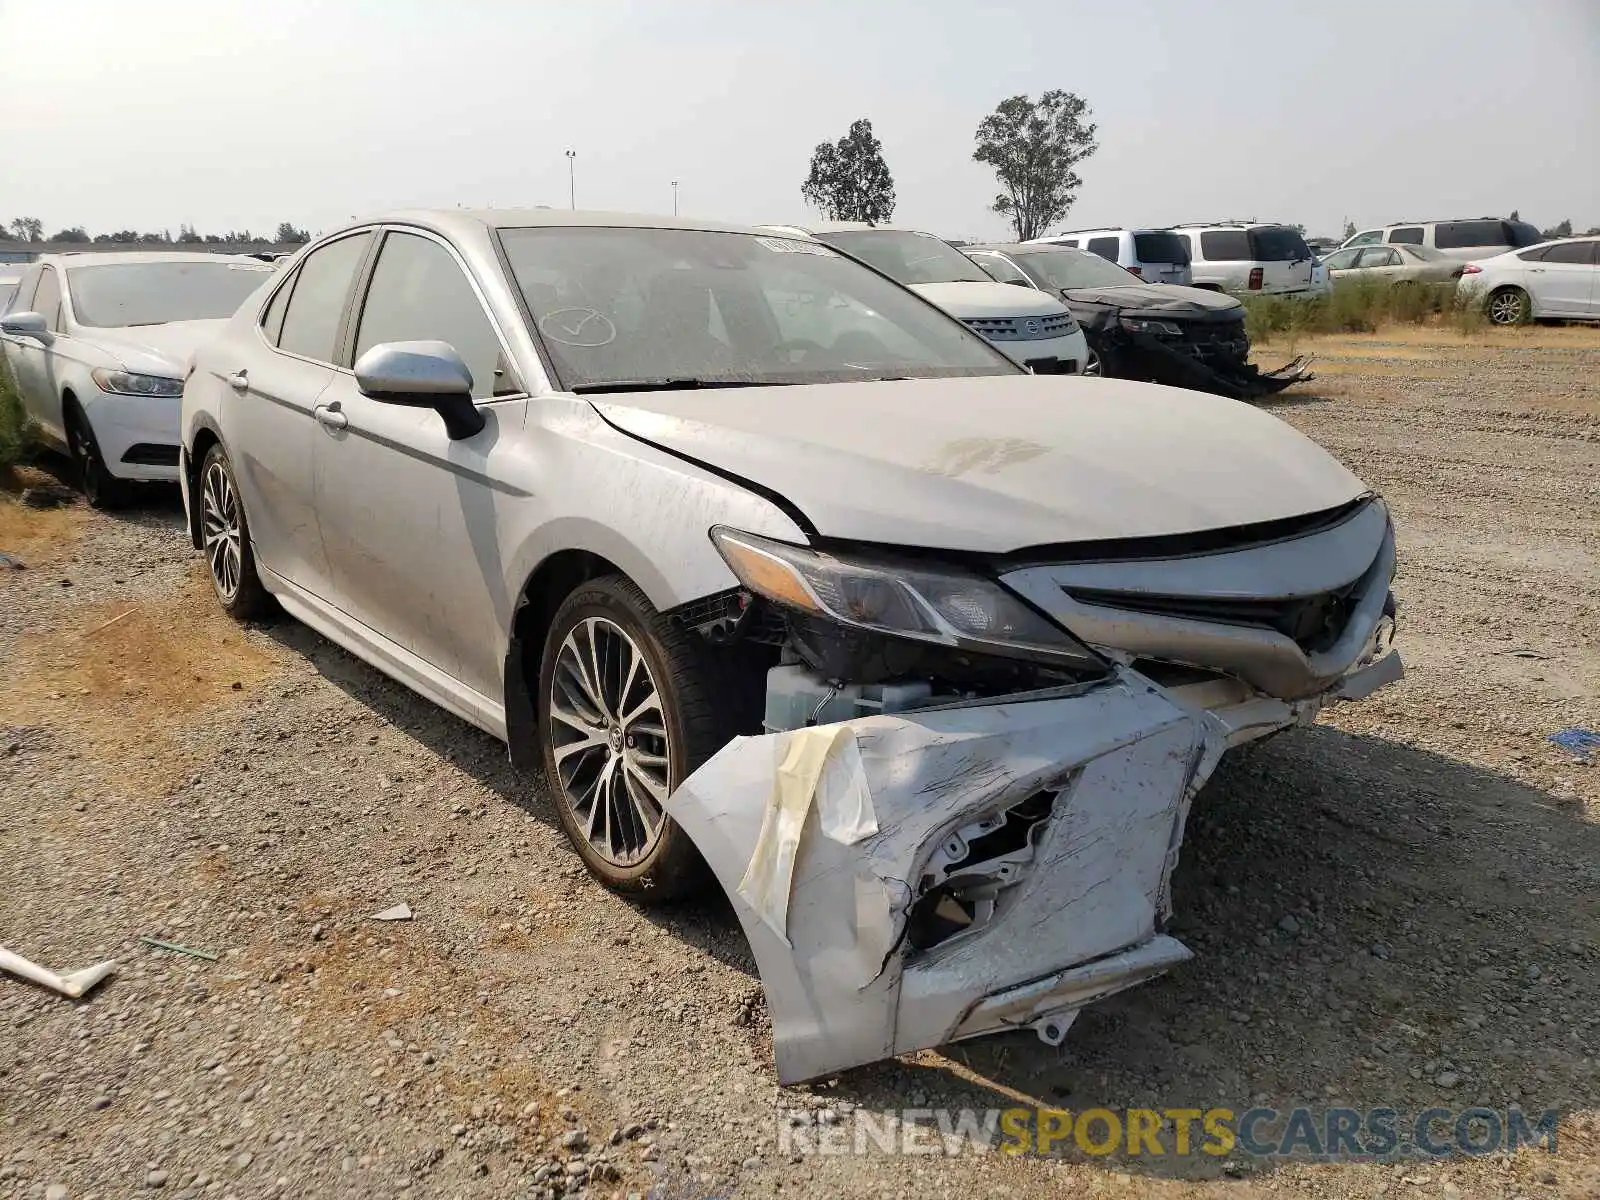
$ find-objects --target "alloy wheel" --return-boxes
[200,460,243,601]
[547,616,672,867]
[1488,290,1526,326]
[1082,345,1104,377]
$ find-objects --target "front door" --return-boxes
[8,266,67,443]
[1526,241,1598,316]
[312,227,529,710]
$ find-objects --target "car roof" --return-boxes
[756,221,946,238]
[368,208,807,241]
[1171,221,1295,230]
[37,251,273,267]
[1046,227,1174,236]
[966,242,1083,256]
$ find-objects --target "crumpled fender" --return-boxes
[664,667,1226,1083]
[1116,328,1316,400]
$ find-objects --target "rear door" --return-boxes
[1354,247,1404,279]
[1523,241,1599,316]
[1250,226,1314,293]
[225,230,374,599]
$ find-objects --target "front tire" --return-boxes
[199,444,272,619]
[537,575,738,900]
[1486,286,1529,326]
[66,404,132,510]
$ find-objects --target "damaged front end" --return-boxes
[666,666,1224,1084]
[661,505,1401,1083]
[1084,308,1314,401]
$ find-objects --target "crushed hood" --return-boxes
[909,280,1070,320]
[592,374,1367,553]
[1060,282,1244,318]
[88,319,229,376]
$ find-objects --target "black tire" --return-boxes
[1486,286,1529,326]
[198,443,273,619]
[66,403,132,510]
[536,574,744,901]
[1081,333,1116,378]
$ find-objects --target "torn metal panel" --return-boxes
[665,668,1224,1084]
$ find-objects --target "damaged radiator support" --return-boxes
[663,663,1227,1084]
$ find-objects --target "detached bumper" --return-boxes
[1110,326,1315,400]
[666,667,1226,1084]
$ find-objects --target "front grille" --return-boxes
[120,443,180,466]
[1175,319,1249,365]
[1070,580,1364,655]
[963,312,1076,342]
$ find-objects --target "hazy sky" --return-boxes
[2,0,1595,241]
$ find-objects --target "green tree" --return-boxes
[1343,218,1357,240]
[1540,218,1572,239]
[8,217,43,242]
[49,227,90,243]
[274,221,310,243]
[800,119,896,225]
[973,91,1099,240]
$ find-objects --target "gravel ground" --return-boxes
[2,328,1597,1200]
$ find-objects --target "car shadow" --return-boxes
[1258,389,1338,409]
[253,623,1595,1179]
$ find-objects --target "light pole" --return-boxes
[671,180,679,216]
[565,149,576,209]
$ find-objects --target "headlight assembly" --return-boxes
[1119,317,1184,337]
[710,527,1103,669]
[90,368,184,397]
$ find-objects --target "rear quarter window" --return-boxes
[1085,236,1120,261]
[1132,231,1189,264]
[1249,226,1312,261]
[1199,230,1252,261]
[1434,220,1506,250]
[1508,221,1543,248]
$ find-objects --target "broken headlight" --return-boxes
[1119,316,1184,337]
[710,527,1102,670]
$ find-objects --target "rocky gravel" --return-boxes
[2,328,1598,1199]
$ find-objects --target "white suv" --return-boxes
[0,252,275,506]
[1339,217,1544,262]
[762,223,1089,375]
[1024,227,1192,285]
[1175,223,1318,295]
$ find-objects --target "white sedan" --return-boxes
[0,252,275,506]
[1458,237,1599,325]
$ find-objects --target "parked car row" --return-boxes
[1,208,1404,1083]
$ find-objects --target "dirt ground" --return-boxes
[1,326,1597,1200]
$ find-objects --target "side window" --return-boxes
[1516,246,1550,262]
[32,268,62,331]
[1086,236,1120,262]
[1357,248,1399,267]
[1538,241,1594,265]
[1323,248,1361,270]
[277,233,373,363]
[969,253,1030,285]
[1348,230,1383,247]
[353,231,516,400]
[259,272,295,345]
[1199,231,1251,261]
[1387,227,1424,245]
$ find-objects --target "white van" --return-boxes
[1174,223,1318,295]
[1024,227,1192,285]
[1339,217,1544,262]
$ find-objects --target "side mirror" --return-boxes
[1,311,51,341]
[354,340,486,440]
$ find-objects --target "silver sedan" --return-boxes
[1320,243,1464,283]
[180,209,1402,1083]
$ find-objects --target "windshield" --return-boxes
[1015,247,1143,291]
[499,227,1018,391]
[1248,226,1313,262]
[67,260,274,327]
[815,229,991,285]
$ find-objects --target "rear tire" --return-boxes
[536,575,746,901]
[66,404,132,510]
[198,443,273,619]
[1486,286,1529,326]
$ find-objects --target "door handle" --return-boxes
[313,403,348,430]
[226,370,249,391]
